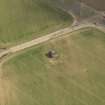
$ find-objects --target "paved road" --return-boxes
[0,23,105,59]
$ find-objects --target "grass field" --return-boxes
[1,28,105,105]
[0,0,73,47]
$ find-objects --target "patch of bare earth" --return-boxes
[0,65,17,105]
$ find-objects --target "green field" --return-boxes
[0,0,73,47]
[1,28,105,105]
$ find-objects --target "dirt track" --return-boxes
[0,22,105,59]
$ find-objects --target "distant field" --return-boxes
[1,28,105,105]
[81,0,105,11]
[63,0,105,11]
[0,0,73,47]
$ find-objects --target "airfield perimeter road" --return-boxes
[0,22,105,59]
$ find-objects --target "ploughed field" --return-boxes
[1,28,105,105]
[81,0,105,11]
[0,0,72,47]
[63,0,105,11]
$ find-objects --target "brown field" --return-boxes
[81,0,105,11]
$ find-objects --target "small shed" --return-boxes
[46,50,58,58]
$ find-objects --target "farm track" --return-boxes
[0,22,105,59]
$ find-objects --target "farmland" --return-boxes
[1,28,105,105]
[81,0,105,11]
[0,0,73,47]
[63,0,105,11]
